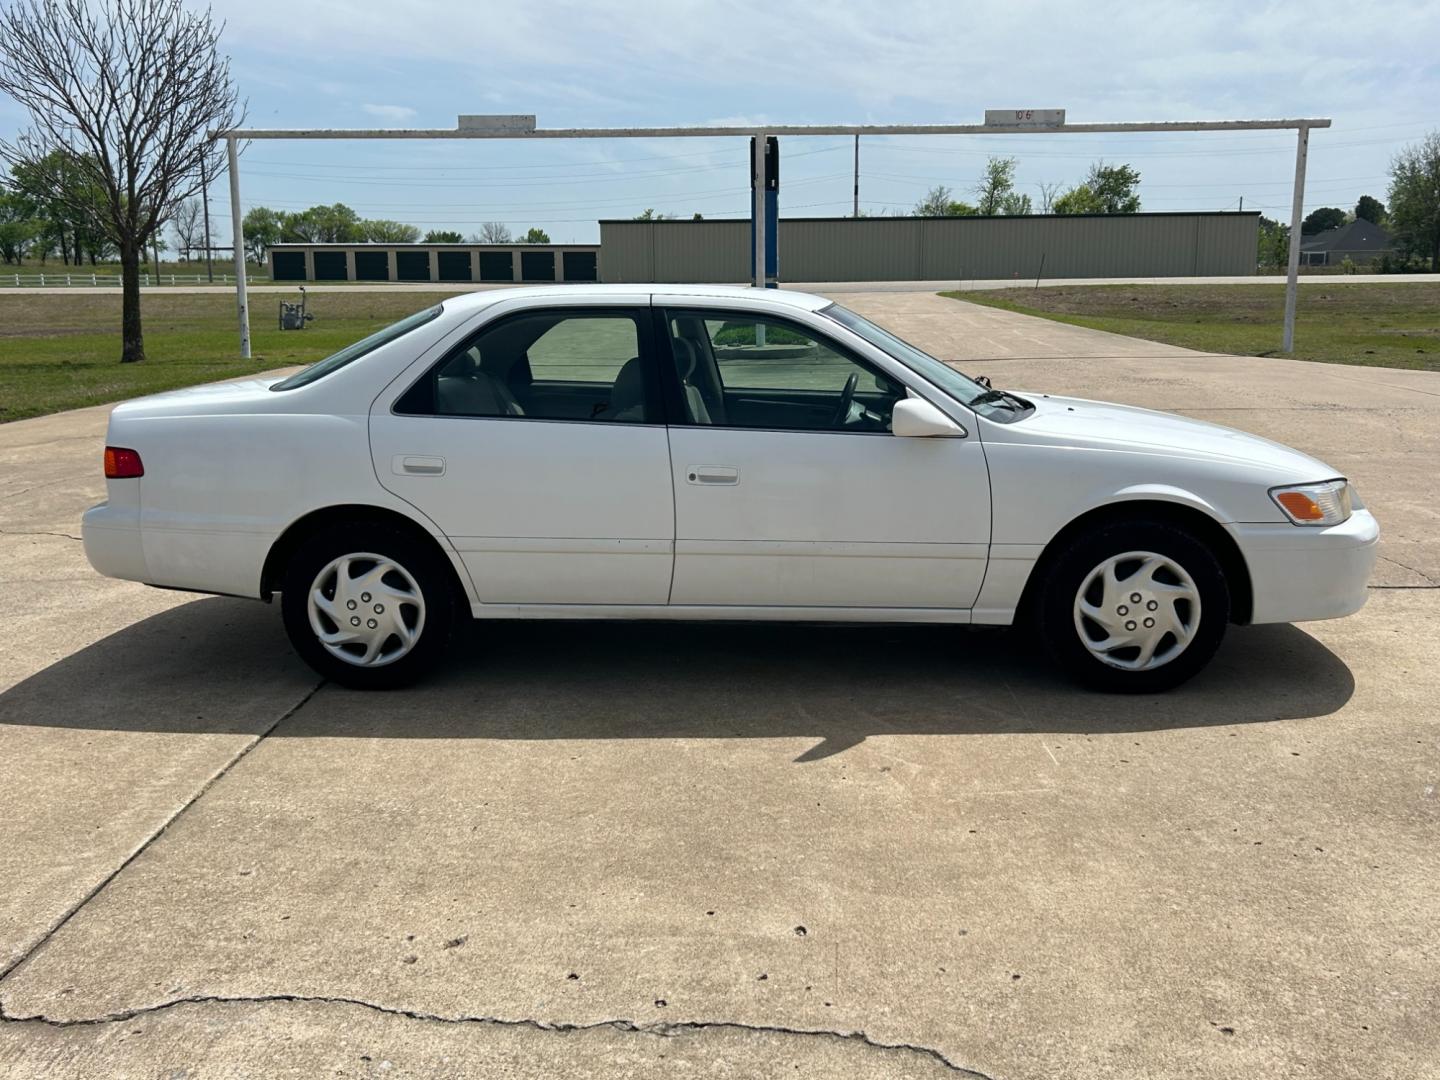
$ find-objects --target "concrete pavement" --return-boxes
[0,294,1437,1079]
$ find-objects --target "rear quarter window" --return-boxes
[270,304,444,391]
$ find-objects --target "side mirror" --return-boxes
[892,397,966,438]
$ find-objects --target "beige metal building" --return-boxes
[599,212,1260,283]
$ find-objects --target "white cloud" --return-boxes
[361,103,417,122]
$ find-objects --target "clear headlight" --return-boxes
[1269,479,1352,526]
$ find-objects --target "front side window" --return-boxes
[821,302,1028,419]
[395,310,653,423]
[271,304,443,391]
[666,312,903,433]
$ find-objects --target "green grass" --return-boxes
[0,290,464,422]
[944,283,1440,372]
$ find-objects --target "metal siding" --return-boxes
[654,221,748,282]
[598,222,655,282]
[598,214,1257,283]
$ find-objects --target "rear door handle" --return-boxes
[395,454,446,476]
[686,465,739,486]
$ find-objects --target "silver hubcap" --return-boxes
[307,553,426,668]
[1073,550,1201,671]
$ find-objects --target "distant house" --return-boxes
[1299,219,1395,267]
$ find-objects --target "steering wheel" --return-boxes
[831,372,859,428]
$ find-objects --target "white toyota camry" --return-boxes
[83,285,1377,692]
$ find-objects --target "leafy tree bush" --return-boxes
[1354,195,1386,226]
[711,321,810,346]
[1053,162,1141,214]
[1388,131,1440,271]
[1300,206,1347,235]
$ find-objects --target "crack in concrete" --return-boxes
[0,528,82,541]
[1376,554,1440,587]
[0,993,994,1077]
[0,679,325,987]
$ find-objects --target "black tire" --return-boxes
[1036,519,1230,693]
[280,520,456,689]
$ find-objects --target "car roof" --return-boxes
[438,283,832,315]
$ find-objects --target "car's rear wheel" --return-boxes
[280,522,455,689]
[1037,519,1230,693]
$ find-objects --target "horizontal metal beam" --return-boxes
[219,118,1332,140]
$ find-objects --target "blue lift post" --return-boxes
[750,135,779,287]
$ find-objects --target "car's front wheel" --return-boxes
[280,522,455,689]
[1037,519,1230,693]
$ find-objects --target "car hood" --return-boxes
[1003,393,1340,480]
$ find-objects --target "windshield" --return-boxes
[821,302,1004,412]
[270,304,444,391]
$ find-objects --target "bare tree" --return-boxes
[1037,181,1063,214]
[474,221,513,244]
[0,0,242,361]
[170,197,204,259]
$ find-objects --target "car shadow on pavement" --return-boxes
[0,596,1356,760]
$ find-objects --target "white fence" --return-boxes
[1,272,246,287]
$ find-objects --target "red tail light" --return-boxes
[104,446,144,479]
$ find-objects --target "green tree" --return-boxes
[975,156,1017,216]
[359,219,420,244]
[1300,206,1347,235]
[1257,216,1290,270]
[1354,195,1386,226]
[633,208,674,221]
[1054,162,1142,215]
[10,150,110,264]
[1388,131,1440,271]
[283,203,362,244]
[913,184,977,217]
[522,227,551,244]
[999,192,1032,215]
[423,229,463,243]
[242,206,283,263]
[0,185,42,263]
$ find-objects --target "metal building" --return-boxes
[267,242,600,284]
[600,212,1260,283]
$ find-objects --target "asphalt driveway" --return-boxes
[1,293,1436,1080]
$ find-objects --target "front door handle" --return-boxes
[686,465,739,486]
[395,454,446,476]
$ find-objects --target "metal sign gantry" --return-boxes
[218,115,1330,358]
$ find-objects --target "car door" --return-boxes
[370,300,675,606]
[659,304,991,610]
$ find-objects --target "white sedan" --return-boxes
[83,285,1378,692]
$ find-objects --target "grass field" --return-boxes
[0,290,460,422]
[946,282,1440,372]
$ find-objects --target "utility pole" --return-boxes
[1239,195,1244,213]
[853,134,859,217]
[200,157,214,282]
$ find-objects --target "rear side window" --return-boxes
[394,310,656,424]
[270,305,443,391]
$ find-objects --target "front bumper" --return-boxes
[82,501,148,583]
[1228,508,1379,624]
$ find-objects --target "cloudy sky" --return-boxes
[4,0,1437,244]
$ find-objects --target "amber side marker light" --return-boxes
[104,446,144,479]
[1274,490,1324,521]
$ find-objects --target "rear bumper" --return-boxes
[82,501,148,583]
[1229,509,1379,624]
